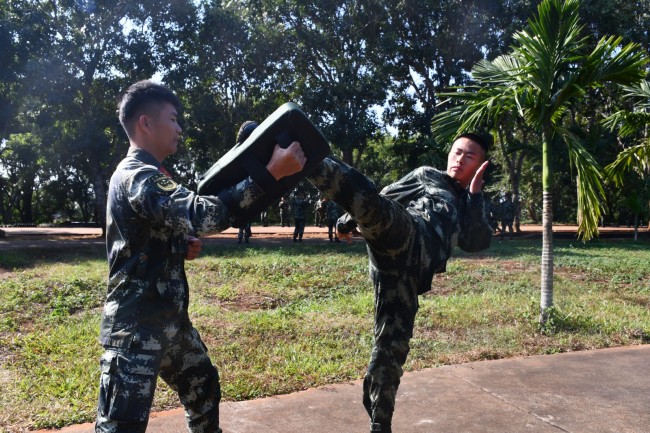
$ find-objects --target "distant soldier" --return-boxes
[291,191,309,242]
[278,196,290,227]
[314,196,326,227]
[234,121,259,245]
[237,222,252,244]
[500,193,515,239]
[488,196,502,234]
[324,197,343,242]
[307,133,492,433]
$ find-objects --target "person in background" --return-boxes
[324,196,342,242]
[279,196,290,227]
[291,190,309,242]
[233,121,260,245]
[500,193,515,239]
[314,196,326,227]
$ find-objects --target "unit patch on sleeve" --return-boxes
[152,173,178,192]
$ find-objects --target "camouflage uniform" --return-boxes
[97,147,266,433]
[500,196,515,238]
[291,194,309,242]
[238,223,252,244]
[308,157,492,433]
[315,198,326,227]
[278,198,290,227]
[325,199,343,242]
[488,197,501,234]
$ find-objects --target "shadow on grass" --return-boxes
[0,238,369,271]
[0,244,105,270]
[456,237,650,260]
[200,239,368,259]
[2,236,648,271]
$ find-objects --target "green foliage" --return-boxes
[433,0,648,240]
[3,0,650,227]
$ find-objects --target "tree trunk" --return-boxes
[20,175,35,223]
[89,161,107,237]
[540,128,554,324]
[0,178,7,224]
[540,190,554,321]
[341,147,354,166]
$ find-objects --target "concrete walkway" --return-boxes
[46,345,649,433]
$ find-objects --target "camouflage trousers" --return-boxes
[293,217,306,240]
[309,158,437,433]
[95,324,221,433]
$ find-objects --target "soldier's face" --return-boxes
[446,137,486,188]
[148,102,182,160]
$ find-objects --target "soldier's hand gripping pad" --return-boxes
[197,102,330,227]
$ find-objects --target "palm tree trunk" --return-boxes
[540,191,554,319]
[540,129,554,323]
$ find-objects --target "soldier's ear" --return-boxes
[137,114,152,134]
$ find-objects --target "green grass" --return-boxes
[0,238,649,431]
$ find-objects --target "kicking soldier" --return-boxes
[96,80,305,433]
[307,133,492,433]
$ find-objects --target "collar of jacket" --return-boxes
[442,172,467,196]
[127,147,162,169]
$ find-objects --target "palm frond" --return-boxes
[558,126,606,240]
[512,0,587,97]
[602,110,650,137]
[579,37,648,86]
[433,85,519,143]
[605,142,650,186]
[471,56,522,84]
[621,80,650,103]
[431,103,467,144]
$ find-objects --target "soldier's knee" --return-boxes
[96,350,157,429]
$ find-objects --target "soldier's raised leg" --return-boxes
[308,157,416,248]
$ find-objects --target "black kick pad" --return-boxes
[197,102,330,227]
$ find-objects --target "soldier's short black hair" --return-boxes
[118,80,182,138]
[455,132,489,155]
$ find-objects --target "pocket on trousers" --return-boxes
[98,350,157,423]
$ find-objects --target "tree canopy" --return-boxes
[1,0,649,234]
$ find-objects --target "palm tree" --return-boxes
[604,80,650,238]
[432,0,647,322]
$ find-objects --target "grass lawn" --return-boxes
[0,237,648,431]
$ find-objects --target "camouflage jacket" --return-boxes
[337,165,492,293]
[326,200,342,222]
[100,147,264,350]
[278,200,290,214]
[291,196,309,219]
